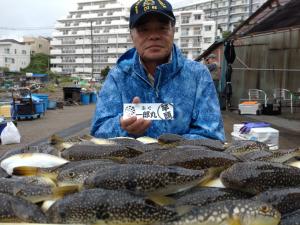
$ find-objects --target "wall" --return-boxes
[229,28,300,106]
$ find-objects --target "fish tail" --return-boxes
[199,167,225,186]
[13,166,58,180]
[13,166,41,176]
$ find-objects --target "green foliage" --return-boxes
[21,53,49,74]
[222,31,232,39]
[101,66,110,78]
[0,67,9,73]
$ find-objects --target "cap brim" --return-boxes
[130,11,175,28]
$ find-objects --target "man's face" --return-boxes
[131,14,175,64]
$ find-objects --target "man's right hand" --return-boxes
[120,97,151,136]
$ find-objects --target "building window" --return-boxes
[39,44,42,48]
[194,14,202,20]
[204,37,212,43]
[181,28,189,36]
[4,48,10,54]
[22,50,26,54]
[194,27,202,35]
[181,16,190,24]
[204,25,212,31]
[181,38,189,48]
[193,37,201,47]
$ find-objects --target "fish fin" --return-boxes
[13,166,58,180]
[80,134,93,141]
[147,194,176,206]
[90,137,117,145]
[105,156,127,163]
[201,178,225,188]
[52,185,79,198]
[12,166,40,176]
[125,146,144,154]
[289,160,300,168]
[175,205,194,216]
[198,167,225,186]
[227,217,242,225]
[50,134,64,145]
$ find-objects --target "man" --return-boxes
[205,53,220,93]
[91,0,225,141]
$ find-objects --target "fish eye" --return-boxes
[260,205,270,213]
[68,172,75,178]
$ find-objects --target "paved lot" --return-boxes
[0,104,95,153]
[1,105,299,156]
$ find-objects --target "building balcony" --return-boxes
[51,67,62,73]
[50,58,62,64]
[82,13,98,19]
[50,49,62,55]
[50,40,62,46]
[75,67,92,73]
[75,39,92,45]
[108,48,117,53]
[76,58,92,63]
[75,49,92,54]
[52,32,64,37]
[117,38,128,43]
[108,38,117,44]
[108,58,117,64]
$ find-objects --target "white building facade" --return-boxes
[50,0,132,77]
[50,0,216,77]
[174,11,216,59]
[174,0,266,32]
[0,39,31,72]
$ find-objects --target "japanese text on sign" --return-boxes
[123,103,174,120]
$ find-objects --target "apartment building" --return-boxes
[23,36,51,55]
[174,0,266,32]
[50,0,132,77]
[0,39,30,72]
[50,0,216,77]
[174,11,216,59]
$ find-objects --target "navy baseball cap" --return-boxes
[129,0,176,28]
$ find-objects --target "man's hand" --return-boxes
[120,97,151,136]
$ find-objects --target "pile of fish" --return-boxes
[0,133,300,224]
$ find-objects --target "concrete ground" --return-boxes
[0,104,95,153]
[1,104,300,156]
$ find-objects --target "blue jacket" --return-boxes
[91,45,225,141]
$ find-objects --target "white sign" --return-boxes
[123,103,174,120]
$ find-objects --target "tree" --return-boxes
[0,67,9,73]
[222,31,232,39]
[101,66,110,79]
[21,53,49,74]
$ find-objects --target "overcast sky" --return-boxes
[0,0,184,40]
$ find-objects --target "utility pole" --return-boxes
[90,20,94,79]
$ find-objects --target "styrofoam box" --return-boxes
[231,125,279,150]
[238,103,261,115]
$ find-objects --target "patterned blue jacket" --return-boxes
[91,45,225,141]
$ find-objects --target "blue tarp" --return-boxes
[32,74,48,78]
